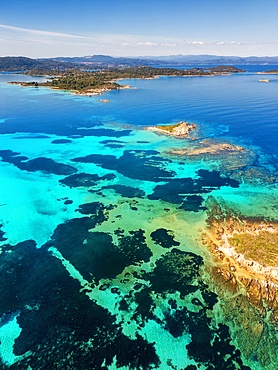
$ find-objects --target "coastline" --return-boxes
[145,119,278,334]
[6,65,246,97]
[203,203,278,325]
[200,200,278,367]
[7,81,132,96]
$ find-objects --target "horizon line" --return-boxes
[1,53,278,59]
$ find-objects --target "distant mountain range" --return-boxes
[139,54,278,65]
[51,54,278,66]
[1,54,278,72]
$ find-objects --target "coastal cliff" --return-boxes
[202,197,278,367]
[203,197,278,319]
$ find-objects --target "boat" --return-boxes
[259,79,270,83]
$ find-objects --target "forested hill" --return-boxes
[0,56,72,72]
[1,54,278,73]
[0,56,148,72]
[53,54,278,66]
[10,66,246,96]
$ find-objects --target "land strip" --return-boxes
[9,66,245,95]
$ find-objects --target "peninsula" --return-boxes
[9,65,246,96]
[203,199,278,327]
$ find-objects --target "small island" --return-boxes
[146,121,196,138]
[98,99,110,103]
[257,70,278,75]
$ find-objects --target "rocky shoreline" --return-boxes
[201,198,278,367]
[8,81,132,96]
[74,84,133,96]
[170,140,244,156]
[256,70,278,75]
[203,199,278,325]
[146,121,196,138]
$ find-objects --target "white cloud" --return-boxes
[138,42,157,47]
[0,24,86,39]
[162,43,177,47]
[191,41,205,45]
[0,23,277,57]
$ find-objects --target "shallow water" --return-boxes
[0,72,277,369]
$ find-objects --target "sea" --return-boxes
[0,66,277,369]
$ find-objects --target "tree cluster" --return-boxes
[16,66,245,93]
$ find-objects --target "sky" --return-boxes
[0,0,278,58]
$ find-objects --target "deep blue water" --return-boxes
[1,71,277,155]
[0,71,277,369]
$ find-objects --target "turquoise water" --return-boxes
[0,72,277,369]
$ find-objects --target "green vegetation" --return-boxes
[259,70,278,74]
[0,56,71,72]
[155,123,182,132]
[45,71,122,92]
[229,231,278,266]
[12,66,245,94]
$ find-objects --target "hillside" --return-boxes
[1,54,277,73]
[0,56,72,72]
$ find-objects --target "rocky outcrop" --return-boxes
[146,121,196,138]
[207,238,278,368]
[202,197,278,328]
[170,141,244,156]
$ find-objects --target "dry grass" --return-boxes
[155,123,182,132]
[229,231,278,266]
